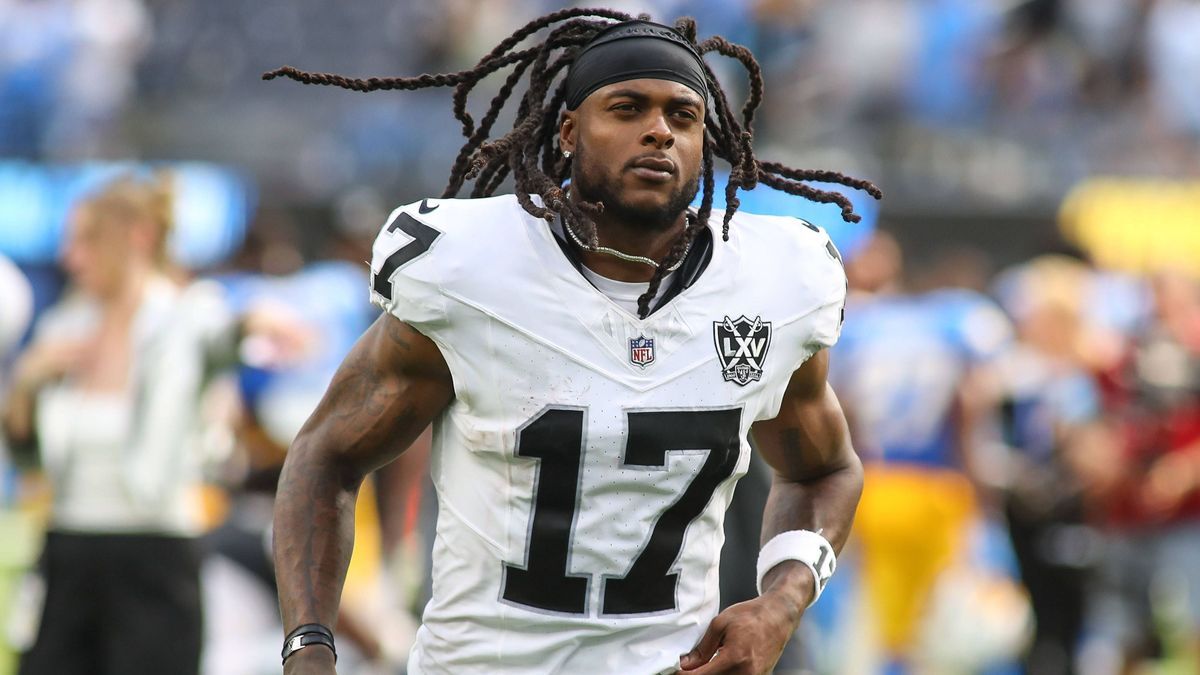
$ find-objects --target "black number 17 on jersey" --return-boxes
[500,407,741,617]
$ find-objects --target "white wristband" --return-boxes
[755,530,836,607]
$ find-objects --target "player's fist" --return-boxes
[676,595,798,674]
[677,561,813,674]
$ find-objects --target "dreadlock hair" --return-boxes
[264,7,882,318]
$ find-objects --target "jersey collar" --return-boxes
[548,215,714,318]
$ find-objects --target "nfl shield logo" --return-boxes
[629,335,655,368]
[713,315,772,386]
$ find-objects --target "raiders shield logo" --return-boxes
[629,335,655,368]
[714,315,772,386]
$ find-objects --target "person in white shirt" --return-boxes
[3,175,229,675]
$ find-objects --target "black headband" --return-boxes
[565,20,709,111]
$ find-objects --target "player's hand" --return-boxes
[677,563,813,674]
[282,645,337,675]
[13,340,88,389]
[240,301,318,367]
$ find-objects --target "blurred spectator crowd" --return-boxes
[2,1,1200,674]
[2,0,1199,210]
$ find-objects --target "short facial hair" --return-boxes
[571,142,700,232]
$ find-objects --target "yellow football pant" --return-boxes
[854,465,976,654]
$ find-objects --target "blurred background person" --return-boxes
[992,254,1107,675]
[1078,269,1200,675]
[1,175,227,675]
[828,230,1025,674]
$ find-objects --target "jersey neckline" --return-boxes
[530,206,721,324]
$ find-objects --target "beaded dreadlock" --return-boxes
[264,7,882,318]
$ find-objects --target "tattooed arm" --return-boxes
[680,350,862,674]
[753,348,862,596]
[275,314,454,674]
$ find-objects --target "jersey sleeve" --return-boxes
[368,202,449,333]
[756,218,849,422]
[797,220,848,354]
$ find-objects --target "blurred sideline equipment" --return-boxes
[1060,178,1200,279]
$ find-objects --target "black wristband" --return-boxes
[281,623,337,664]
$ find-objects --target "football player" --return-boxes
[831,232,1015,671]
[267,10,880,674]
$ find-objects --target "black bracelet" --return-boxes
[281,623,337,664]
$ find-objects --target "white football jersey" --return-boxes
[369,194,845,674]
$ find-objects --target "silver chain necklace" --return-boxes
[561,215,695,273]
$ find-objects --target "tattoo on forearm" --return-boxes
[277,396,427,622]
[275,444,335,620]
[276,318,449,628]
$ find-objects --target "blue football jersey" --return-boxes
[831,289,1012,468]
